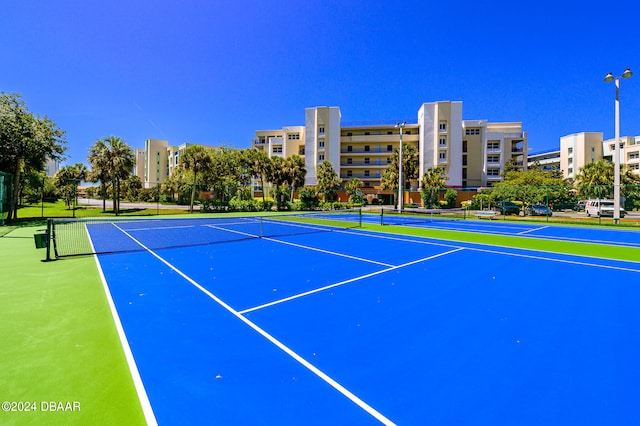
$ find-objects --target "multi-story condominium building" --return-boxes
[528,149,561,171]
[253,101,528,190]
[135,138,215,188]
[534,132,640,180]
[560,132,640,179]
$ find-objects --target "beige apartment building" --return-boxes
[558,132,640,180]
[253,101,528,191]
[135,138,212,188]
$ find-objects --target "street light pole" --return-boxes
[604,68,633,224]
[395,122,406,211]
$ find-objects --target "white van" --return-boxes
[585,199,626,218]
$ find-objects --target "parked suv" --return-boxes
[585,199,625,218]
[494,201,521,215]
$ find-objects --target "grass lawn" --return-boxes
[0,225,146,425]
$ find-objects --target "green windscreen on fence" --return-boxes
[0,171,14,226]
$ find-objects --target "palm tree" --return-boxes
[283,154,306,201]
[180,145,213,213]
[88,136,134,215]
[575,160,614,199]
[250,149,272,201]
[380,144,419,191]
[88,138,111,212]
[421,167,447,208]
[53,163,87,209]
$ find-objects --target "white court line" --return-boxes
[263,237,394,267]
[113,224,397,426]
[470,246,640,273]
[90,224,158,425]
[205,224,394,267]
[518,225,549,235]
[239,248,465,314]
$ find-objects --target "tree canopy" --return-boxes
[0,92,67,220]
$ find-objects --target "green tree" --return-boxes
[54,163,87,209]
[380,144,419,191]
[0,93,67,220]
[88,138,112,212]
[315,161,341,202]
[180,145,214,213]
[575,160,614,199]
[421,167,447,208]
[345,178,364,203]
[101,136,134,215]
[243,148,272,201]
[282,154,306,201]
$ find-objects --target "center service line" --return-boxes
[239,248,465,314]
[113,224,397,426]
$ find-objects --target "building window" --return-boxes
[629,151,639,160]
[439,152,446,161]
[631,164,639,170]
[347,170,352,177]
[439,137,447,147]
[364,170,370,177]
[387,145,393,152]
[462,168,467,178]
[462,155,467,166]
[364,132,370,136]
[568,147,573,154]
[364,158,370,164]
[568,157,573,164]
[318,127,325,134]
[487,154,500,163]
[487,141,500,150]
[299,147,305,155]
[568,167,573,174]
[591,147,596,162]
[487,168,500,176]
[364,145,370,152]
[347,146,353,152]
[287,134,300,140]
[465,128,480,135]
[347,158,353,165]
[462,140,467,153]
[272,146,282,153]
[439,121,447,132]
[319,140,325,149]
[386,157,391,164]
[387,131,393,135]
[318,154,325,161]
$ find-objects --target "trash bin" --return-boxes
[34,232,48,249]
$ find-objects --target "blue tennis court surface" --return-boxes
[364,211,640,248]
[90,218,640,425]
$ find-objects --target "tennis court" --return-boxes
[59,213,640,425]
[367,208,640,248]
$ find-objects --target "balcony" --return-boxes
[341,172,381,180]
[341,159,388,166]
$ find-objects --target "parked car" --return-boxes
[493,201,521,215]
[576,200,587,211]
[524,204,552,216]
[585,199,626,218]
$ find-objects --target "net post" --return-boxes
[380,208,384,226]
[43,218,55,262]
[358,208,362,228]
[259,216,263,238]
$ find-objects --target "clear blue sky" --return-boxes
[2,0,639,166]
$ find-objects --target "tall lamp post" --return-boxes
[604,68,633,224]
[395,121,406,211]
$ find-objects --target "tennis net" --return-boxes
[47,209,362,260]
[380,207,467,226]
